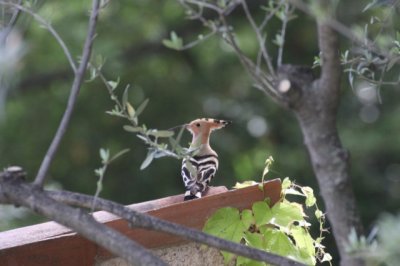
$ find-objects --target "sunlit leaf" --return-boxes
[252,201,272,226]
[284,188,304,196]
[241,209,254,229]
[301,186,316,207]
[126,102,135,119]
[321,253,332,262]
[262,228,300,260]
[203,207,246,264]
[271,201,305,228]
[281,177,292,190]
[233,180,258,189]
[291,226,316,265]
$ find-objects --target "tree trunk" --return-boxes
[273,19,365,265]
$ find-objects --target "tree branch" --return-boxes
[0,168,165,266]
[241,0,275,75]
[46,189,306,266]
[34,0,100,187]
[316,12,341,109]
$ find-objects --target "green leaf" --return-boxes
[252,201,272,226]
[273,34,283,46]
[99,148,109,163]
[134,98,149,118]
[162,31,183,50]
[122,85,129,108]
[107,77,120,91]
[123,125,143,133]
[244,231,265,250]
[94,168,103,177]
[291,226,316,265]
[140,151,155,170]
[271,201,305,228]
[241,209,254,229]
[126,102,136,119]
[284,188,304,196]
[281,177,292,190]
[109,148,130,163]
[236,255,265,266]
[301,186,316,207]
[239,232,267,266]
[203,207,246,264]
[315,209,323,219]
[262,228,299,260]
[148,130,174,138]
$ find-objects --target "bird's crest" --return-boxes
[186,118,231,134]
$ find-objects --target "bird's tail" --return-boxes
[184,182,206,201]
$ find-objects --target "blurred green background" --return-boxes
[0,0,399,262]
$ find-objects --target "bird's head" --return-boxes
[185,118,231,136]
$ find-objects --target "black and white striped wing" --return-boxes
[181,154,219,200]
[193,155,218,184]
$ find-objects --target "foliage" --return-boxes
[90,66,202,170]
[340,0,400,93]
[204,158,332,265]
[92,147,129,211]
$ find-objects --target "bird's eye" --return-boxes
[196,123,201,127]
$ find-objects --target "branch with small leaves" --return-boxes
[92,148,130,212]
[218,157,332,265]
[90,65,199,169]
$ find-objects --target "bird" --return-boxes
[181,118,231,201]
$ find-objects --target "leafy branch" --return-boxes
[90,64,200,169]
[92,148,130,212]
[204,158,332,266]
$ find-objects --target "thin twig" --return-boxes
[46,189,306,266]
[34,0,100,187]
[218,14,282,102]
[180,30,217,50]
[184,0,224,13]
[277,3,290,68]
[288,0,387,57]
[0,1,77,72]
[0,0,22,45]
[241,0,275,75]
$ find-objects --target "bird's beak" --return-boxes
[168,124,188,131]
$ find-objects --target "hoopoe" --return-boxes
[181,118,231,201]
